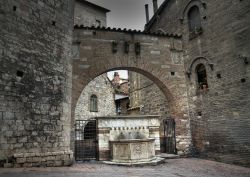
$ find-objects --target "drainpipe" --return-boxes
[152,0,158,14]
[145,4,149,23]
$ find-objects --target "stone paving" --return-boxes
[0,158,249,177]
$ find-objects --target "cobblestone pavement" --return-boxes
[0,158,249,177]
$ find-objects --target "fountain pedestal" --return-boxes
[97,115,164,165]
[110,139,155,163]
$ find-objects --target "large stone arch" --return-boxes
[73,66,174,114]
[72,27,192,155]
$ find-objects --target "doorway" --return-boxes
[163,118,177,154]
[75,119,98,161]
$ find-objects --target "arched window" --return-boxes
[196,64,208,89]
[90,94,98,112]
[188,6,202,32]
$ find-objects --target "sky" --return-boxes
[88,0,164,30]
[87,0,164,79]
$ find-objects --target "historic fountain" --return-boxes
[96,115,164,165]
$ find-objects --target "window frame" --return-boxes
[195,64,208,90]
[90,94,98,112]
[187,5,203,39]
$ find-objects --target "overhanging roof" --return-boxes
[115,94,129,101]
[74,25,182,38]
[76,0,110,13]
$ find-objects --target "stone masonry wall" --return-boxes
[139,74,169,117]
[147,0,250,166]
[129,67,187,154]
[128,71,168,117]
[75,74,116,121]
[0,0,74,167]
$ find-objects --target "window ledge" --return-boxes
[189,27,203,40]
[196,88,209,95]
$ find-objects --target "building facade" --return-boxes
[0,0,249,168]
[110,72,129,115]
[74,74,116,121]
[128,72,168,117]
[143,0,250,166]
[73,0,114,121]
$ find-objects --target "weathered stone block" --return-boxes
[18,137,27,143]
[4,112,14,119]
[14,153,24,158]
[54,160,63,167]
[4,163,13,168]
[63,159,73,166]
[16,158,26,164]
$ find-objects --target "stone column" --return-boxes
[149,126,161,154]
[98,127,111,160]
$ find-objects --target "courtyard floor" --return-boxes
[0,158,249,177]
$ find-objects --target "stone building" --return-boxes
[74,74,116,121]
[73,0,115,122]
[110,72,129,115]
[128,72,141,114]
[74,74,116,160]
[115,93,129,115]
[74,0,110,27]
[111,72,129,94]
[143,0,250,165]
[0,0,249,168]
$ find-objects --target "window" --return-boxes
[188,6,202,33]
[196,64,208,89]
[96,20,101,27]
[90,94,98,112]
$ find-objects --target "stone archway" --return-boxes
[71,26,192,155]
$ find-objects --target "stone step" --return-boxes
[157,153,180,159]
[103,157,165,166]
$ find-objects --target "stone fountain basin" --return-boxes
[110,138,156,163]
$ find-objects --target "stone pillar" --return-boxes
[98,127,111,160]
[149,126,161,154]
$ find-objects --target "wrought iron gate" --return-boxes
[75,119,98,161]
[164,118,176,154]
